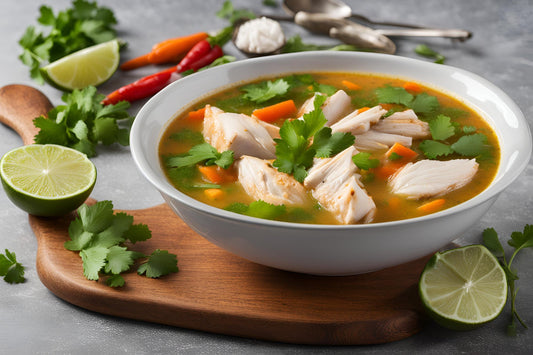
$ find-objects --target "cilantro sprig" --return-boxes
[65,201,178,287]
[0,249,26,284]
[167,143,234,169]
[483,224,533,335]
[19,0,119,83]
[415,44,446,64]
[272,95,354,182]
[33,86,133,157]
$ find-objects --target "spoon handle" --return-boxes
[0,85,53,145]
[349,14,426,29]
[375,28,472,41]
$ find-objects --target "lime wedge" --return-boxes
[419,245,507,330]
[41,39,120,90]
[0,144,96,217]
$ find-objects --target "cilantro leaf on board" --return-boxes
[137,250,179,278]
[241,79,290,103]
[375,86,413,106]
[482,224,533,334]
[64,201,178,287]
[0,249,26,284]
[429,115,455,141]
[166,143,234,169]
[33,86,133,157]
[352,152,380,170]
[19,0,119,83]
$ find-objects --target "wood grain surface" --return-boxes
[2,84,429,345]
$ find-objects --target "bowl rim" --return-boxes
[130,51,532,230]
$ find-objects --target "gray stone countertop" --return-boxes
[1,0,532,353]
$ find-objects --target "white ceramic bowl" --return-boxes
[130,52,531,275]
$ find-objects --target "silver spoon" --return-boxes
[284,0,472,41]
[294,12,471,41]
[294,12,396,54]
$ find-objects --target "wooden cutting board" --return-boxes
[0,84,429,345]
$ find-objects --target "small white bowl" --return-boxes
[130,52,531,275]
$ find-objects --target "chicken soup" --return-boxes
[159,72,500,225]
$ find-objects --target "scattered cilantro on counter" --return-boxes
[414,44,446,64]
[216,0,256,25]
[483,224,533,335]
[65,201,178,287]
[281,35,362,53]
[19,0,119,84]
[33,86,133,157]
[0,249,26,284]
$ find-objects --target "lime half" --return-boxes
[41,39,120,90]
[0,144,96,217]
[419,245,507,330]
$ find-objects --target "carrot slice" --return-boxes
[403,81,422,93]
[385,142,418,163]
[188,107,206,121]
[373,162,403,180]
[252,99,297,123]
[357,106,370,113]
[198,165,235,184]
[204,188,225,200]
[342,80,361,90]
[417,199,446,214]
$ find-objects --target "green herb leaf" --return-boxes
[241,79,290,103]
[419,140,454,159]
[137,249,179,278]
[33,86,133,157]
[65,201,177,287]
[216,0,256,25]
[409,92,440,114]
[311,128,355,158]
[375,86,413,106]
[19,0,119,83]
[282,35,361,53]
[450,133,488,156]
[415,44,446,64]
[429,115,455,141]
[482,228,505,258]
[352,152,380,170]
[0,249,26,284]
[167,143,234,169]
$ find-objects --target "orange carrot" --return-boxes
[357,106,370,113]
[385,142,418,163]
[198,165,236,184]
[379,103,395,111]
[252,99,297,123]
[403,81,422,93]
[120,53,152,71]
[188,107,206,121]
[147,32,208,64]
[373,162,404,180]
[417,199,446,214]
[342,80,361,90]
[120,32,208,70]
[387,196,402,210]
[204,188,225,200]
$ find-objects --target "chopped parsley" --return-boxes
[65,201,178,287]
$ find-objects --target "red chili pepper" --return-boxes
[102,70,172,105]
[176,39,212,73]
[187,45,223,72]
